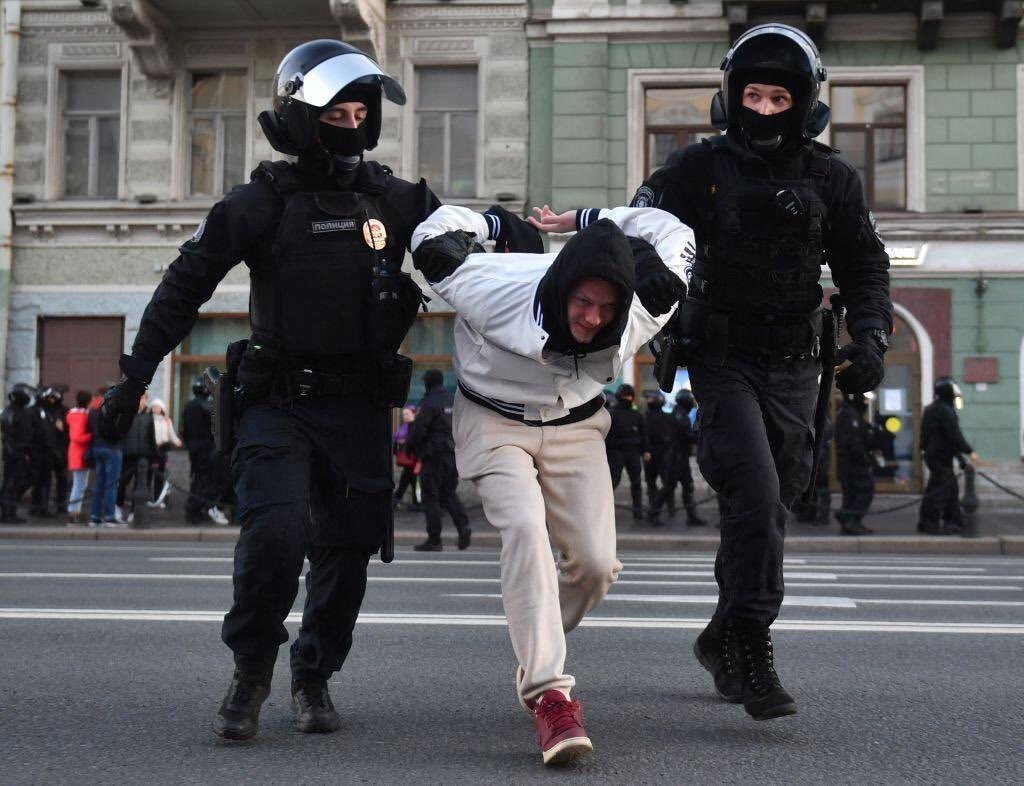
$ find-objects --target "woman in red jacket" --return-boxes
[65,390,93,526]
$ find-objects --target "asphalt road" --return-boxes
[2,540,1023,784]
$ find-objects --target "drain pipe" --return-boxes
[0,1,22,393]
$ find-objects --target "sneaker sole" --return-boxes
[692,639,743,704]
[542,736,593,766]
[747,702,798,721]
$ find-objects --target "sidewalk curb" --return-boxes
[1,525,1019,555]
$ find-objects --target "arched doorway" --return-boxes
[833,310,924,493]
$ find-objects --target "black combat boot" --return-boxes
[732,620,797,720]
[457,528,472,551]
[413,539,443,552]
[213,669,272,740]
[692,618,743,703]
[685,507,708,527]
[291,679,342,733]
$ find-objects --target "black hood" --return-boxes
[536,218,635,355]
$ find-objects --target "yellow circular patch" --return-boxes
[362,219,387,251]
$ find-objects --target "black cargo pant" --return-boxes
[221,393,392,682]
[651,449,697,515]
[919,456,962,530]
[837,459,874,527]
[1,449,30,519]
[690,351,819,626]
[31,448,68,514]
[420,452,470,542]
[644,445,672,507]
[608,447,644,511]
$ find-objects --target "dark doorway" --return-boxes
[38,316,124,394]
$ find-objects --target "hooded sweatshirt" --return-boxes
[410,206,691,424]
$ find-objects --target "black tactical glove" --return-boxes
[835,330,887,394]
[98,375,148,443]
[629,236,685,317]
[413,230,482,283]
[483,205,545,254]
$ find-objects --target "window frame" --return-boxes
[46,60,129,202]
[403,55,485,202]
[412,65,481,200]
[185,69,250,198]
[821,67,925,213]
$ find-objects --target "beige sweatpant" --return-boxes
[453,392,622,702]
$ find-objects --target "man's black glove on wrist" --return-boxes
[835,330,887,394]
[483,205,544,254]
[413,230,482,284]
[629,236,685,317]
[98,375,148,443]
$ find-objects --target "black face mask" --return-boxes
[647,401,662,412]
[739,106,795,151]
[317,122,368,157]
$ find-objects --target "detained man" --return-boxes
[410,205,690,765]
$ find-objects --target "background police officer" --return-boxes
[646,389,706,527]
[530,23,892,721]
[1,384,35,523]
[919,377,977,535]
[181,378,218,525]
[407,368,471,552]
[834,393,876,536]
[605,383,648,520]
[98,41,444,741]
[642,390,674,513]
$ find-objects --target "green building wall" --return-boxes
[894,279,1023,461]
[531,37,1022,212]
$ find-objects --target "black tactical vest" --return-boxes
[249,160,408,358]
[693,136,831,318]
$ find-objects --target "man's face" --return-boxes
[742,83,793,115]
[566,277,619,344]
[319,101,367,129]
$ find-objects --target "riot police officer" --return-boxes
[1,384,35,523]
[407,368,471,552]
[918,377,976,535]
[531,23,892,721]
[605,383,648,519]
[181,377,220,525]
[30,387,69,517]
[98,40,445,741]
[647,389,706,527]
[834,393,876,536]
[642,390,674,512]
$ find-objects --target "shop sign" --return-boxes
[884,243,927,266]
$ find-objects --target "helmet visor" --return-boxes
[293,53,406,108]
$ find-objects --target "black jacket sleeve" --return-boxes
[124,180,282,382]
[943,408,974,456]
[824,158,894,336]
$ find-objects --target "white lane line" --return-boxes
[619,580,1022,591]
[1,608,1023,635]
[857,599,1024,607]
[619,570,839,579]
[446,593,858,609]
[1,573,1020,593]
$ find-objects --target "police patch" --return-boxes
[867,210,882,243]
[312,219,357,233]
[631,185,656,208]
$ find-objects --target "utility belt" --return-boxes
[205,339,413,455]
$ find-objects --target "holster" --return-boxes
[203,365,235,456]
[376,353,414,409]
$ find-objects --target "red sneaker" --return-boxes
[532,690,593,766]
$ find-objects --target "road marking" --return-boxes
[618,580,1021,591]
[1,608,1022,635]
[446,593,859,609]
[856,598,1024,607]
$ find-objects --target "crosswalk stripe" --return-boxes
[445,592,859,609]
[1,608,1022,635]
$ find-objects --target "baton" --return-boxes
[801,294,844,505]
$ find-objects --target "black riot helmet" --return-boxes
[934,376,963,408]
[675,389,696,413]
[192,378,209,398]
[644,390,665,411]
[711,24,830,148]
[258,40,405,157]
[7,382,35,407]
